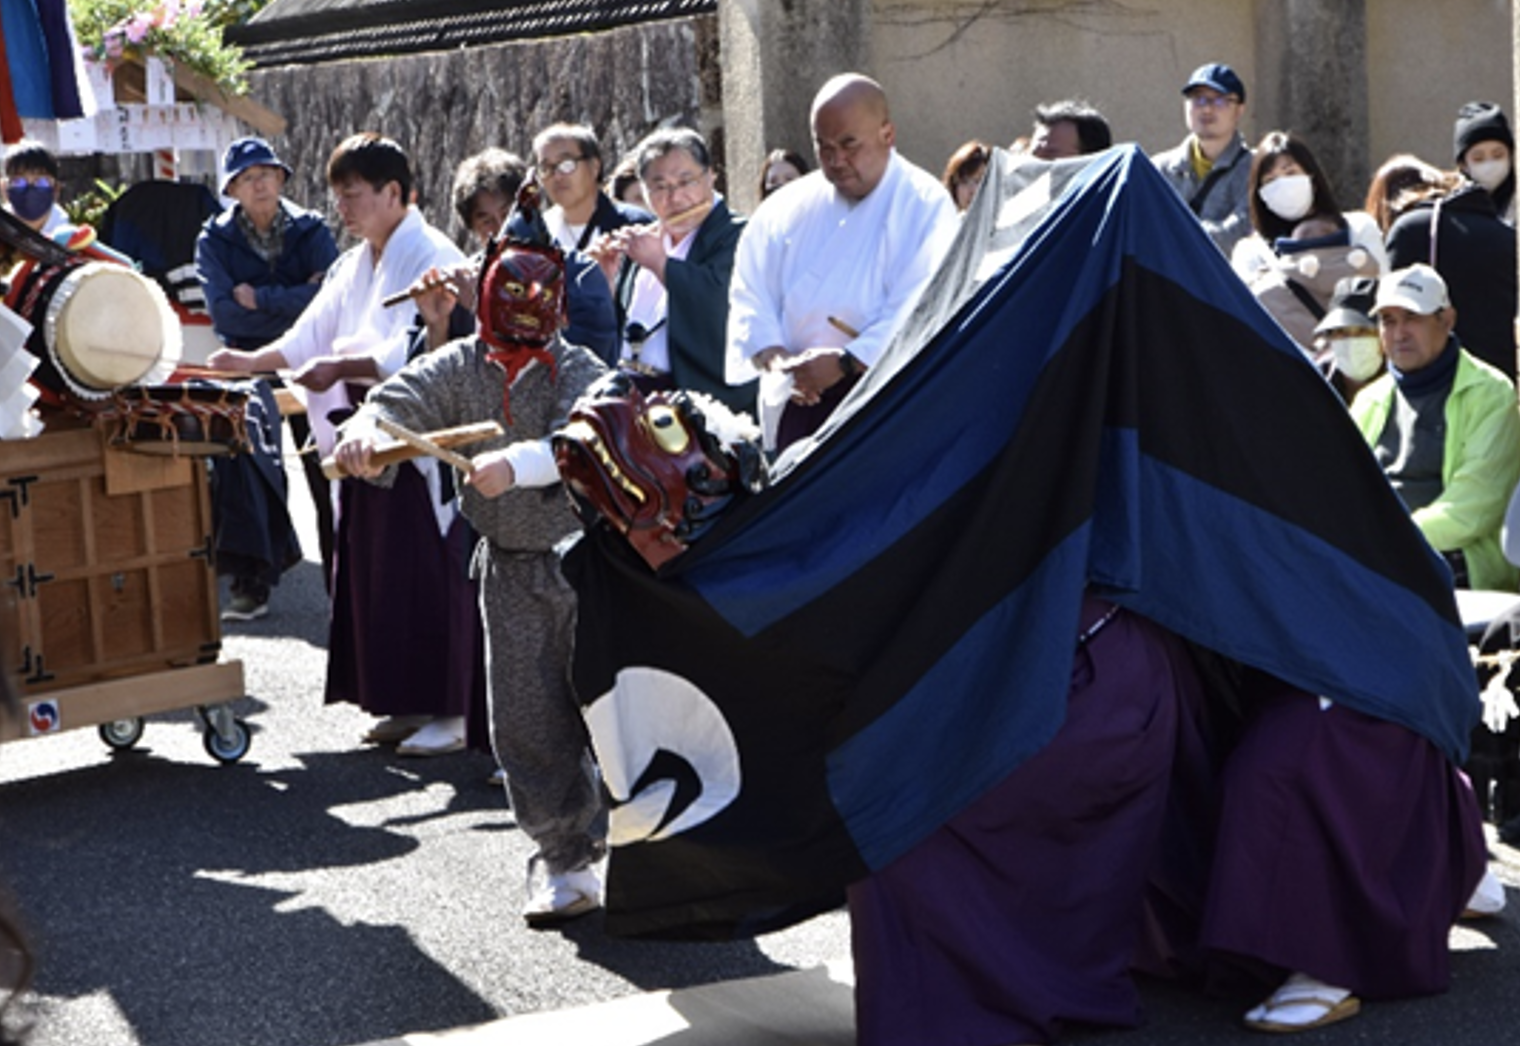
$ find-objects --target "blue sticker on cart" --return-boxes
[27,700,60,736]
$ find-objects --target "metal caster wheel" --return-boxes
[99,718,145,750]
[203,718,251,764]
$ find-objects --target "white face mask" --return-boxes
[1259,173,1315,222]
[1331,334,1383,382]
[1467,157,1512,193]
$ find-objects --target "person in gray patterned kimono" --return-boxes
[332,235,609,926]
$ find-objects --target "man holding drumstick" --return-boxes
[726,73,959,452]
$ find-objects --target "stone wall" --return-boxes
[247,15,718,247]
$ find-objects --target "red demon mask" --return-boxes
[552,372,766,570]
[477,239,567,351]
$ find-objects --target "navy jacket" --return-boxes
[613,197,754,414]
[196,200,340,349]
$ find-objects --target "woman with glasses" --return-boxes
[3,139,67,238]
[598,127,755,415]
[530,123,651,259]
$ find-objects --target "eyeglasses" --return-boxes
[536,156,586,178]
[235,166,278,183]
[644,171,707,198]
[1187,94,1239,110]
[6,176,54,190]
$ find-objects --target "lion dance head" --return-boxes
[553,372,767,570]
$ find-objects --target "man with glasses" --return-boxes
[3,140,67,237]
[531,123,650,259]
[598,127,754,414]
[1152,62,1254,256]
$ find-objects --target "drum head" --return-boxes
[45,263,182,395]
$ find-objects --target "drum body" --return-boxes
[5,260,181,400]
[100,384,251,456]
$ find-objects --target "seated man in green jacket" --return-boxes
[1351,263,1520,591]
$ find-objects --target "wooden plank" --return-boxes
[103,444,192,495]
[170,64,286,137]
[0,660,245,742]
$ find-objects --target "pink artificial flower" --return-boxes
[158,0,181,29]
[124,13,154,44]
[183,0,203,16]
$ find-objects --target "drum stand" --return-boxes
[0,426,251,765]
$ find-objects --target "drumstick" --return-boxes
[171,364,287,381]
[320,420,504,479]
[828,316,861,339]
[382,272,463,309]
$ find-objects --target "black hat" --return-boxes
[1182,63,1245,104]
[1454,101,1514,164]
[1314,276,1379,335]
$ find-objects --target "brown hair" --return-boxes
[1363,153,1461,232]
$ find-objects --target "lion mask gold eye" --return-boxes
[503,280,526,298]
[646,406,690,455]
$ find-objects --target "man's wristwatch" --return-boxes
[837,351,863,380]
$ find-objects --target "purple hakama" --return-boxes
[847,598,1202,1046]
[324,464,485,722]
[1201,682,1488,1000]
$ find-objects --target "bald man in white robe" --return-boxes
[726,73,959,451]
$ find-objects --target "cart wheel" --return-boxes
[203,719,251,764]
[99,718,145,750]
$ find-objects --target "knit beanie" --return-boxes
[1454,101,1514,164]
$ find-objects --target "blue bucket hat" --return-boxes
[220,137,292,194]
[1182,62,1246,104]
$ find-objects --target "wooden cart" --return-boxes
[0,425,250,763]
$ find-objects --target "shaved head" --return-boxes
[810,72,896,201]
[810,73,890,124]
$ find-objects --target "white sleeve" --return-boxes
[726,209,788,382]
[504,438,560,489]
[846,185,960,368]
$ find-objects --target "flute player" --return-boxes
[591,127,754,414]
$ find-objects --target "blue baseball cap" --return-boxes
[220,136,292,194]
[1182,63,1246,104]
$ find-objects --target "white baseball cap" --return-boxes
[1371,263,1451,316]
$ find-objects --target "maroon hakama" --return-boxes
[1200,682,1488,1000]
[324,464,484,722]
[847,598,1202,1046]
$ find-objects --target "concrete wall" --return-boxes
[717,0,1514,218]
[867,0,1258,189]
[1366,0,1513,178]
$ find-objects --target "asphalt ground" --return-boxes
[0,443,1517,1046]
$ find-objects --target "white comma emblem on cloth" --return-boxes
[583,666,743,846]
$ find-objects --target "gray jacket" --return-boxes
[359,336,608,553]
[1152,132,1254,257]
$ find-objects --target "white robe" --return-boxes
[725,151,959,446]
[264,206,465,534]
[266,206,465,456]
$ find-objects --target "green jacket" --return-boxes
[1352,348,1520,591]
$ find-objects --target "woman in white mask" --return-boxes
[1230,132,1387,353]
[1311,275,1383,404]
[1454,100,1515,226]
